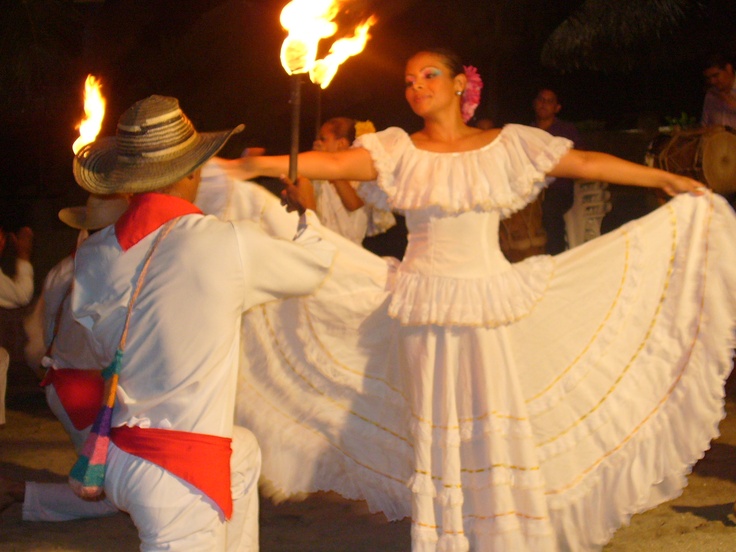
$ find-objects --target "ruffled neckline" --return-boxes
[355,125,572,217]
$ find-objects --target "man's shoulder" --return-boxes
[549,118,582,144]
[188,215,272,247]
[551,118,579,133]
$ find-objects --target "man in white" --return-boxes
[0,224,34,426]
[70,95,335,551]
[13,194,130,521]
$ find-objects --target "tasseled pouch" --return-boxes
[67,218,178,500]
[68,350,122,499]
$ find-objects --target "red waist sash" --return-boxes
[110,426,233,519]
[40,368,104,430]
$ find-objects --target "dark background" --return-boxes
[1,0,735,279]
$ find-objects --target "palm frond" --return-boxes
[541,0,700,72]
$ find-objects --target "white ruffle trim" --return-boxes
[545,194,736,551]
[388,254,554,326]
[412,516,557,552]
[408,472,437,497]
[550,338,734,551]
[525,223,645,419]
[354,125,572,217]
[236,301,413,522]
[356,181,398,236]
[366,204,397,237]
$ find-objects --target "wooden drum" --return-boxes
[648,127,736,195]
[499,196,547,263]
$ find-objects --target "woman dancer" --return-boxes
[224,48,736,551]
[311,116,395,244]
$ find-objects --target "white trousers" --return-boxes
[23,482,119,521]
[45,383,90,453]
[105,425,261,552]
[0,347,8,425]
[21,382,116,521]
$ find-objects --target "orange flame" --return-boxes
[72,75,106,155]
[279,0,375,87]
[310,16,375,88]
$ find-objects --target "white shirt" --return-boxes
[38,255,100,370]
[313,179,371,244]
[72,199,334,439]
[0,259,33,308]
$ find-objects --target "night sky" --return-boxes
[0,0,735,273]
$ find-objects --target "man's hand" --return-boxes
[280,175,316,215]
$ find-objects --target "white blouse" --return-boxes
[355,125,572,326]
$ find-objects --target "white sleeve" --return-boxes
[0,259,34,308]
[233,217,336,312]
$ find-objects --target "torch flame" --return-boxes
[279,0,375,87]
[72,75,106,155]
[280,0,338,75]
[310,16,375,88]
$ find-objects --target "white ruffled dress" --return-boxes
[312,179,396,244]
[232,125,736,552]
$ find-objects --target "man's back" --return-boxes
[73,207,333,437]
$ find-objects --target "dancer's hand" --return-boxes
[661,174,707,197]
[219,157,259,182]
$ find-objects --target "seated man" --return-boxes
[10,194,129,522]
[0,223,33,426]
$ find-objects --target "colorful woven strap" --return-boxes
[69,218,179,498]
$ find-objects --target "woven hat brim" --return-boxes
[58,198,130,230]
[73,124,244,195]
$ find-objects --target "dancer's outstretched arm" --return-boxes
[550,149,705,197]
[219,148,377,183]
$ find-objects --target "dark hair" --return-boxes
[408,48,464,77]
[323,117,356,143]
[535,86,561,104]
[703,51,734,72]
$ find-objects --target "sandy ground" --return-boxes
[2,362,736,552]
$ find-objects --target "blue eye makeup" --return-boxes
[422,68,442,79]
[405,67,443,88]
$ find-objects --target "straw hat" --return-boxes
[58,194,130,230]
[73,95,244,194]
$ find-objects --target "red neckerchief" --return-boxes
[115,193,203,251]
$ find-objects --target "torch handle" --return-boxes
[288,74,302,182]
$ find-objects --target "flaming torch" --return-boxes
[279,0,375,180]
[72,75,106,155]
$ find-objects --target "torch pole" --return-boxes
[315,86,322,141]
[288,74,302,182]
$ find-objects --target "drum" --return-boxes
[499,196,547,263]
[647,127,736,195]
